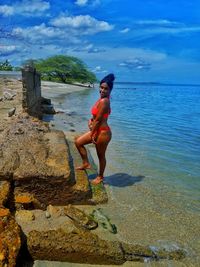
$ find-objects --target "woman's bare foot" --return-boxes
[91,176,104,185]
[76,163,91,170]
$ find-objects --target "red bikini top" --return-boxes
[91,98,111,119]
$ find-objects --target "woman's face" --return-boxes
[99,82,110,98]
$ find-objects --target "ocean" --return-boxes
[43,81,200,266]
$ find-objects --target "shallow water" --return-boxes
[42,83,200,266]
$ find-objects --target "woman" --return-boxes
[75,73,115,185]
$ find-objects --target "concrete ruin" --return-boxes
[22,65,42,117]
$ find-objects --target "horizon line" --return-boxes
[115,81,200,87]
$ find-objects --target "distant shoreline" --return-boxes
[1,71,200,87]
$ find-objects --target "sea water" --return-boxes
[43,82,200,266]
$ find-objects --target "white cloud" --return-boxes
[0,0,50,17]
[50,14,114,35]
[93,65,107,73]
[74,46,167,63]
[132,20,200,38]
[75,0,100,7]
[13,24,55,39]
[0,5,14,16]
[12,23,81,44]
[0,45,19,56]
[119,58,151,71]
[141,26,200,36]
[75,0,88,6]
[18,0,50,13]
[120,28,130,34]
[135,19,182,27]
[72,44,106,53]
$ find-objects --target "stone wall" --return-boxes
[22,65,41,117]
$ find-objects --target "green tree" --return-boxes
[0,60,13,71]
[24,55,97,84]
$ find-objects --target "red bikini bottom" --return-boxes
[97,126,111,135]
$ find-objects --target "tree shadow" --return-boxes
[104,173,145,187]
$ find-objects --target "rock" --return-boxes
[122,243,155,261]
[121,243,185,262]
[14,128,24,135]
[90,208,117,234]
[15,210,35,222]
[152,246,186,260]
[46,205,62,218]
[41,97,51,105]
[45,211,51,219]
[15,194,35,210]
[89,180,108,204]
[0,240,7,265]
[70,128,76,132]
[0,208,10,217]
[0,210,21,267]
[3,91,15,100]
[41,104,56,114]
[0,181,10,207]
[56,110,65,114]
[0,97,3,102]
[27,229,125,265]
[27,226,185,264]
[64,205,98,230]
[8,107,16,117]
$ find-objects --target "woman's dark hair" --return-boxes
[100,73,115,90]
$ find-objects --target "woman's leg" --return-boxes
[92,131,111,184]
[75,131,92,170]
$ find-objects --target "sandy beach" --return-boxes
[41,81,93,96]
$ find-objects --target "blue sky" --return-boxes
[0,0,200,83]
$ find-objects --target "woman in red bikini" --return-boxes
[75,73,115,185]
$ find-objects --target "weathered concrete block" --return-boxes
[27,229,125,265]
[13,130,75,207]
[22,65,42,117]
[65,132,108,204]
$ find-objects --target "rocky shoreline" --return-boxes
[0,76,186,266]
